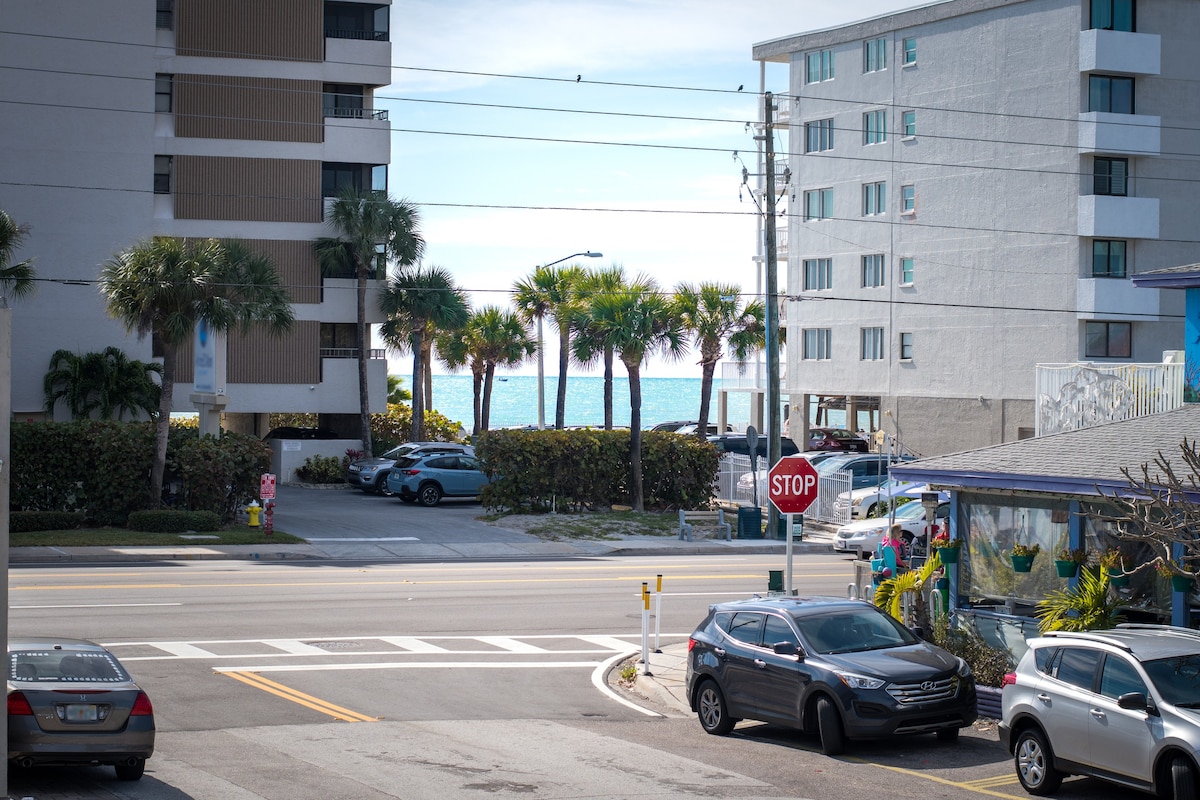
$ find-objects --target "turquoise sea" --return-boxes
[428,374,850,431]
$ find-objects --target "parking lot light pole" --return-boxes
[534,251,602,430]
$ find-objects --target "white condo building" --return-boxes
[753,0,1198,456]
[0,0,393,433]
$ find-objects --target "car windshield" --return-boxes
[9,650,129,683]
[793,609,919,655]
[1142,654,1200,706]
[891,502,927,520]
[380,445,416,459]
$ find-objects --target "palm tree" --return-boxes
[43,347,161,420]
[100,237,294,505]
[378,265,469,442]
[513,264,584,429]
[469,306,536,432]
[674,282,766,438]
[435,325,485,435]
[386,374,412,405]
[571,266,626,430]
[0,209,37,302]
[585,276,687,511]
[316,188,424,456]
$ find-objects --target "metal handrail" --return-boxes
[325,28,387,41]
[323,107,389,121]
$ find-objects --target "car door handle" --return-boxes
[714,647,726,657]
[1090,708,1106,719]
[754,659,767,669]
[1036,693,1052,704]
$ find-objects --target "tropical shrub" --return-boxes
[295,455,345,484]
[930,614,1013,688]
[10,511,86,533]
[127,509,221,533]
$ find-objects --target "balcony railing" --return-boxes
[1035,360,1184,436]
[325,27,387,41]
[321,347,386,359]
[323,107,388,120]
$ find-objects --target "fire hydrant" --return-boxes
[246,500,261,528]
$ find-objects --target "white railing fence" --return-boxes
[1036,361,1184,436]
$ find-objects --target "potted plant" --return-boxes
[1010,543,1040,573]
[1100,547,1131,587]
[1054,547,1087,578]
[1156,560,1196,594]
[930,531,961,564]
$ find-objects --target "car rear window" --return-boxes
[10,650,129,683]
[393,456,422,469]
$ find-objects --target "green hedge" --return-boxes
[475,430,718,512]
[127,509,222,533]
[12,421,270,525]
[10,511,86,533]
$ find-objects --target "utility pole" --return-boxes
[763,92,782,540]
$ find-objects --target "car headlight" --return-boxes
[834,670,886,690]
[957,657,973,678]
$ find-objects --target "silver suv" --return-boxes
[1000,624,1200,798]
[345,442,472,495]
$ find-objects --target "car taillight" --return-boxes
[402,469,421,476]
[687,638,697,652]
[1001,672,1017,687]
[7,691,33,716]
[130,691,153,716]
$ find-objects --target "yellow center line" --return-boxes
[222,671,377,722]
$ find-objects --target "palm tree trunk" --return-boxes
[626,359,644,512]
[481,363,495,431]
[422,334,433,412]
[603,347,614,430]
[411,329,425,442]
[555,324,570,429]
[356,266,373,455]
[472,365,484,436]
[150,345,177,506]
[697,358,716,438]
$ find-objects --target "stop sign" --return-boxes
[768,457,819,514]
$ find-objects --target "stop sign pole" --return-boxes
[768,458,820,595]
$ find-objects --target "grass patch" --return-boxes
[487,510,679,541]
[11,526,306,547]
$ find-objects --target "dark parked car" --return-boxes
[7,637,155,780]
[346,442,473,496]
[1001,625,1200,798]
[816,452,915,491]
[686,597,976,754]
[807,427,869,452]
[385,452,491,506]
[707,434,799,460]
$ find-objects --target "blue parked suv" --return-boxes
[385,453,491,506]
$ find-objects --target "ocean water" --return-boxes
[428,374,753,430]
[428,374,853,432]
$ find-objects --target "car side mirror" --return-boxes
[773,641,801,658]
[909,626,927,640]
[1116,692,1151,712]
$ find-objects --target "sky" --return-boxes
[383,0,921,378]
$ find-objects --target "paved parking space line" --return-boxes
[964,774,1023,789]
[214,660,604,673]
[870,762,1022,799]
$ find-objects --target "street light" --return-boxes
[535,251,603,430]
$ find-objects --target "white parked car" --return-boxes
[833,494,949,557]
[833,479,926,520]
[734,452,841,504]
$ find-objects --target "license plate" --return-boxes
[64,704,98,722]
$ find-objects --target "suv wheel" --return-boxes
[1170,756,1196,800]
[816,696,845,755]
[418,483,443,507]
[695,679,735,735]
[376,477,395,497]
[1014,728,1063,795]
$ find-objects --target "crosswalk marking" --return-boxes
[476,636,549,653]
[377,636,451,653]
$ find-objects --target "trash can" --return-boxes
[768,570,784,592]
[737,506,762,539]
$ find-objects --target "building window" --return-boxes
[805,118,834,153]
[902,37,917,65]
[804,188,833,221]
[899,332,914,360]
[863,110,887,145]
[900,257,915,285]
[803,328,832,360]
[1091,0,1134,32]
[862,255,886,288]
[862,181,886,216]
[153,155,171,194]
[1089,75,1134,114]
[1093,240,1127,278]
[155,0,173,29]
[1094,157,1128,196]
[902,110,916,137]
[1086,321,1131,358]
[806,49,834,83]
[155,74,173,113]
[864,37,887,73]
[325,2,389,41]
[323,84,365,118]
[803,258,833,290]
[901,184,916,213]
[861,327,885,360]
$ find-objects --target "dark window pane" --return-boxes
[1086,322,1108,357]
[1055,647,1101,690]
[1108,322,1131,357]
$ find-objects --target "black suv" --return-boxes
[686,596,976,754]
[707,434,799,459]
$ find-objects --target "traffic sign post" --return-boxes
[768,458,820,595]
